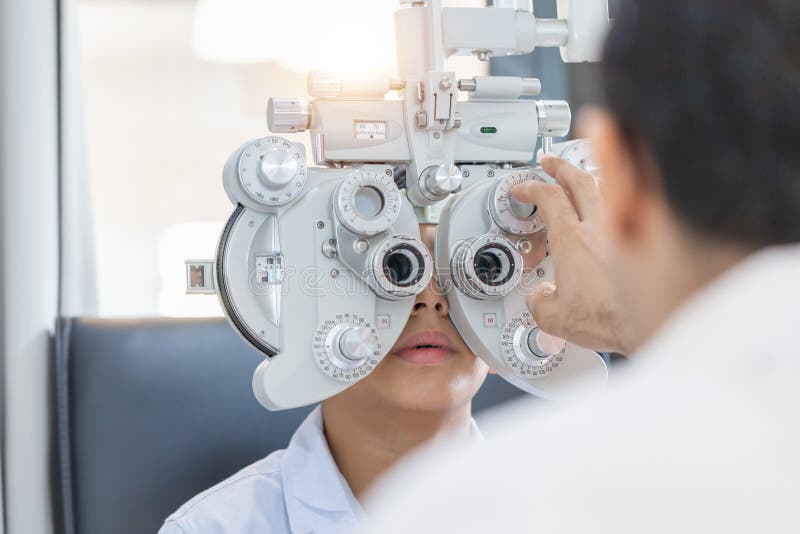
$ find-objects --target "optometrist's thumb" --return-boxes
[526,281,563,337]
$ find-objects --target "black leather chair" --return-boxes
[53,317,524,534]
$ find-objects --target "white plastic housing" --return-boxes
[468,76,541,99]
[442,7,537,57]
[308,99,541,165]
[557,0,610,62]
[309,100,411,162]
[268,98,311,133]
[217,165,421,410]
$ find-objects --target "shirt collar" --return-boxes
[281,407,362,533]
[281,405,483,532]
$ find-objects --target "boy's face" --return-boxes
[339,224,489,413]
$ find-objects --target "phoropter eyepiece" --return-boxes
[383,243,426,288]
[371,236,433,299]
[451,234,523,300]
[473,243,516,287]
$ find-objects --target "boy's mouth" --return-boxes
[394,331,454,365]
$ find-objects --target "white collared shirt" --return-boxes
[363,245,800,533]
[160,406,481,534]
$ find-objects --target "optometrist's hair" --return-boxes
[602,0,800,245]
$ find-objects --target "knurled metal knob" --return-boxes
[526,327,566,358]
[536,100,572,138]
[337,326,378,363]
[267,97,311,133]
[420,164,463,201]
[256,145,299,187]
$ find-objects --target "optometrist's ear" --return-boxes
[576,106,642,247]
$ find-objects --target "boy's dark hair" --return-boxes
[602,0,800,245]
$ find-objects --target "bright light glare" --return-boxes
[193,1,487,75]
[193,0,399,75]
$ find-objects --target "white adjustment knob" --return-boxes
[314,316,381,382]
[503,315,570,379]
[511,324,566,368]
[232,137,306,207]
[257,146,299,187]
[489,169,547,235]
[324,323,381,373]
[520,78,542,97]
[337,326,378,363]
[420,164,463,201]
[267,97,311,133]
[526,327,566,358]
[536,100,572,138]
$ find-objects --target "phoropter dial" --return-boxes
[557,139,599,175]
[313,314,381,382]
[489,170,549,235]
[334,170,401,236]
[237,137,307,206]
[501,312,567,378]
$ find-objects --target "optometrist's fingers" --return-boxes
[525,281,564,339]
[511,180,580,236]
[541,155,604,223]
[511,181,580,259]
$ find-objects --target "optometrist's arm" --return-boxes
[512,156,634,354]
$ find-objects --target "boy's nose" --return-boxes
[411,274,449,317]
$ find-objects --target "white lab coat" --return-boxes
[363,245,800,533]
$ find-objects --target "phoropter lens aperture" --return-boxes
[383,244,424,288]
[451,234,523,300]
[371,236,433,299]
[474,244,514,286]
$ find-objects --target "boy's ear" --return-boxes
[488,368,497,375]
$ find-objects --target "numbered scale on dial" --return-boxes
[334,170,402,236]
[558,139,599,175]
[501,311,566,378]
[313,314,381,382]
[238,137,307,206]
[489,170,549,235]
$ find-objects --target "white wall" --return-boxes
[77,0,308,317]
[0,0,60,531]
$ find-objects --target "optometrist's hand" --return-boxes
[512,156,633,354]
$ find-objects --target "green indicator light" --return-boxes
[480,126,498,134]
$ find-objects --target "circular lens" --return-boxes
[474,244,514,286]
[354,186,385,218]
[371,236,433,299]
[383,244,424,287]
[450,234,522,300]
